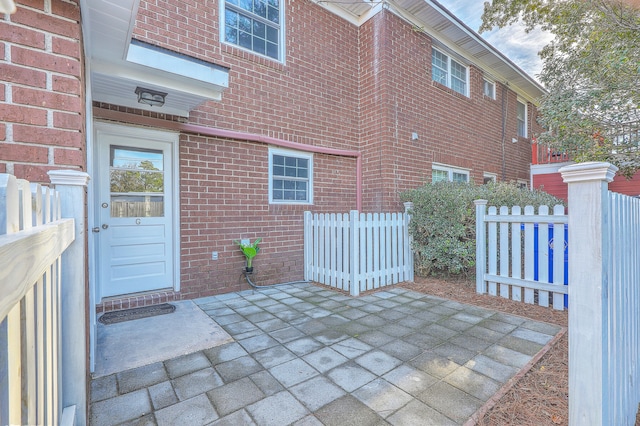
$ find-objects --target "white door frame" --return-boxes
[92,121,181,302]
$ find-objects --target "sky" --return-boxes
[436,0,553,82]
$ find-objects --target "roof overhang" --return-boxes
[81,0,228,117]
[311,0,547,102]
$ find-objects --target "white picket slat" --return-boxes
[499,206,510,299]
[552,205,566,309]
[537,205,550,307]
[488,206,498,296]
[523,206,535,304]
[511,206,522,302]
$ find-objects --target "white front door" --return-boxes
[95,123,178,298]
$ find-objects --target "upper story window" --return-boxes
[223,0,282,61]
[432,163,469,183]
[483,79,495,99]
[483,172,497,184]
[517,99,527,137]
[432,48,468,96]
[269,148,313,204]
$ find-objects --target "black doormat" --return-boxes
[99,303,176,325]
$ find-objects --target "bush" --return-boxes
[400,181,564,278]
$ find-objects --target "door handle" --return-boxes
[92,227,100,233]
[102,224,109,229]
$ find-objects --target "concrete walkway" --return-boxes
[90,283,562,425]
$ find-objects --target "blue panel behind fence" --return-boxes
[524,223,569,307]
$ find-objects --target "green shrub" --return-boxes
[400,181,564,278]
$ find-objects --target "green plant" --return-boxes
[234,238,261,269]
[400,181,563,278]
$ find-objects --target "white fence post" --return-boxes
[303,211,311,282]
[48,170,90,426]
[560,162,617,426]
[403,202,414,282]
[474,200,487,294]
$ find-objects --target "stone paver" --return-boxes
[117,362,168,394]
[90,389,152,426]
[245,391,309,426]
[154,394,218,426]
[90,283,563,425]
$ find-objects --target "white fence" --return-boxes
[0,172,88,426]
[475,202,568,310]
[561,162,640,425]
[303,209,414,296]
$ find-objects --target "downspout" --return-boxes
[500,83,507,181]
[93,108,363,211]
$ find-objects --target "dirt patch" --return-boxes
[401,277,568,426]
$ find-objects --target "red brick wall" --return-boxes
[358,11,535,211]
[178,134,357,297]
[96,1,539,296]
[0,0,85,183]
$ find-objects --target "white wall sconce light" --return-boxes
[511,137,518,143]
[135,86,167,107]
[411,132,419,141]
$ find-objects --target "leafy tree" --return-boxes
[110,160,163,193]
[481,0,640,177]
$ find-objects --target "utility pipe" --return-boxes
[93,108,363,211]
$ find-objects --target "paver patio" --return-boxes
[90,283,562,425]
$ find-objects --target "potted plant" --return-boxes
[235,238,261,273]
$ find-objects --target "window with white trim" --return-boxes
[432,164,469,183]
[517,179,529,189]
[517,100,527,137]
[483,173,497,184]
[269,148,312,204]
[483,79,495,99]
[222,0,282,61]
[431,48,468,96]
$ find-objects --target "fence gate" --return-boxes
[475,201,568,310]
[0,172,88,426]
[304,210,413,296]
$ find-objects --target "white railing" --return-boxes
[0,172,88,426]
[474,202,568,310]
[303,209,414,296]
[561,162,640,426]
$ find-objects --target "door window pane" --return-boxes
[110,146,165,217]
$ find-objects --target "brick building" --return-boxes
[1,0,545,308]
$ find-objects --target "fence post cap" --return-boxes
[403,201,413,212]
[474,199,488,206]
[559,162,617,184]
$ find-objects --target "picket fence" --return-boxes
[560,162,640,425]
[0,172,87,426]
[475,202,568,310]
[303,209,414,296]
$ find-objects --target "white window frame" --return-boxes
[432,163,470,183]
[220,0,285,62]
[517,99,528,138]
[483,172,497,184]
[483,78,495,99]
[268,147,313,205]
[517,179,529,189]
[431,48,468,97]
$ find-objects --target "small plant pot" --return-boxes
[245,266,254,274]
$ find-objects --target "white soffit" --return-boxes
[82,0,229,117]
